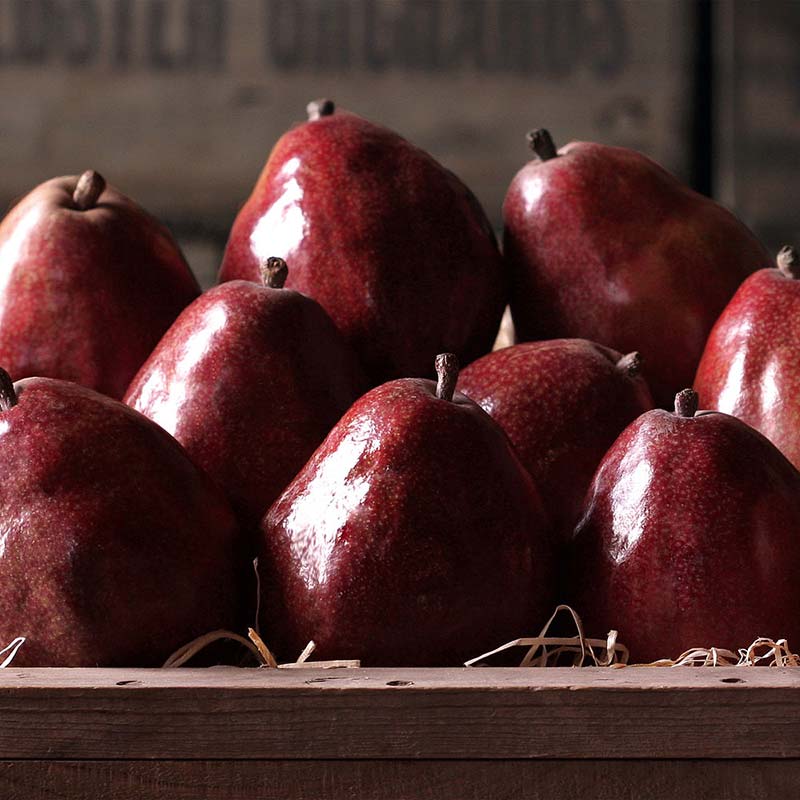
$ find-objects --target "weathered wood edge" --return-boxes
[0,667,797,762]
[3,759,800,800]
[3,666,799,689]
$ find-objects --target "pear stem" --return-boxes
[307,99,335,121]
[435,353,459,402]
[72,170,106,210]
[0,368,17,412]
[526,129,558,160]
[617,351,642,378]
[674,388,699,418]
[777,246,800,279]
[260,257,288,289]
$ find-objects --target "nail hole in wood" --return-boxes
[720,677,745,684]
[386,680,413,687]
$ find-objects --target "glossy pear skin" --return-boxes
[569,407,800,662]
[694,267,800,469]
[0,174,199,399]
[457,339,654,537]
[0,378,240,667]
[125,280,368,532]
[220,109,506,383]
[504,141,770,406]
[258,379,554,666]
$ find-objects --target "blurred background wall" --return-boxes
[0,0,796,286]
[716,1,800,250]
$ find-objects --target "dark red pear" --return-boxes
[219,100,506,384]
[0,171,199,399]
[457,339,654,538]
[0,372,241,667]
[695,246,800,469]
[503,130,770,406]
[257,354,554,666]
[125,257,367,534]
[569,389,800,663]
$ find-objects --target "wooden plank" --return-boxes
[0,1,699,286]
[4,664,800,690]
[2,759,799,800]
[0,667,798,761]
[0,0,695,234]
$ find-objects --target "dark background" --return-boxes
[0,0,796,285]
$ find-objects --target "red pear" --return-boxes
[125,257,368,533]
[220,100,506,384]
[569,389,800,662]
[695,246,800,469]
[457,339,654,537]
[257,354,554,666]
[0,171,199,399]
[0,373,241,667]
[503,130,770,406]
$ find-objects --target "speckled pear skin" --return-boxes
[457,339,654,539]
[0,377,241,667]
[503,135,770,407]
[568,398,800,663]
[0,173,199,399]
[258,375,554,666]
[219,104,506,384]
[694,249,800,470]
[124,277,368,535]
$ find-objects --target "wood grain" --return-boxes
[5,664,799,689]
[0,667,798,761]
[1,759,798,800]
[0,1,694,229]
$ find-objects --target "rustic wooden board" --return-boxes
[0,0,696,218]
[2,759,798,800]
[0,0,697,286]
[0,667,798,762]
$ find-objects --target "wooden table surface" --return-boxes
[0,666,798,798]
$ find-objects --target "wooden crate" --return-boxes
[0,666,798,798]
[0,0,697,286]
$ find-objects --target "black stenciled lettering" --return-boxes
[496,0,536,75]
[186,0,227,70]
[112,0,134,67]
[586,0,627,77]
[266,0,303,70]
[363,0,391,72]
[13,0,52,63]
[394,0,441,71]
[311,0,351,71]
[459,0,490,72]
[0,3,5,63]
[542,0,580,78]
[147,0,181,69]
[61,0,100,66]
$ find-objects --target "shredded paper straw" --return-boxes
[465,605,800,668]
[0,637,25,668]
[465,605,629,667]
[163,627,359,669]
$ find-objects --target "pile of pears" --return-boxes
[0,100,797,667]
